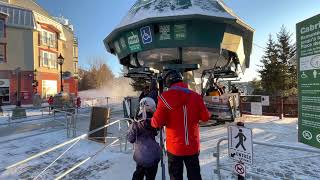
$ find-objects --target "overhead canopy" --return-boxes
[104,0,254,73]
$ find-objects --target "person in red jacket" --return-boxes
[48,96,54,110]
[151,70,210,180]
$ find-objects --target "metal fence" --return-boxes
[0,116,133,179]
[214,137,320,179]
[240,96,298,119]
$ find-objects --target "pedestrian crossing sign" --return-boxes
[228,125,253,165]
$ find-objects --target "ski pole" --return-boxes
[158,76,166,180]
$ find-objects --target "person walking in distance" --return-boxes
[151,70,210,180]
[235,129,247,151]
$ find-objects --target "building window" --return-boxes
[0,79,10,103]
[0,19,5,38]
[0,44,6,63]
[40,30,57,48]
[42,80,57,99]
[41,31,48,44]
[40,50,57,69]
[73,46,78,58]
[74,61,78,73]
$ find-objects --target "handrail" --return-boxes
[215,138,320,179]
[0,118,133,173]
[0,114,64,126]
[54,139,120,180]
[34,138,82,180]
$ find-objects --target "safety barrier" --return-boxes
[214,137,320,180]
[0,117,133,179]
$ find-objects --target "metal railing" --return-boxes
[0,117,133,179]
[214,137,320,180]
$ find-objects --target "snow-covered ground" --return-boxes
[0,104,320,180]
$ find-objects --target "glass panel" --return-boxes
[42,80,57,98]
[14,9,19,24]
[8,8,13,24]
[25,11,31,26]
[43,51,48,67]
[0,45,4,56]
[0,45,4,63]
[50,53,56,68]
[42,31,48,44]
[49,33,54,47]
[0,87,10,103]
[0,20,4,38]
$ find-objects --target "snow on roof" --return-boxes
[118,0,237,28]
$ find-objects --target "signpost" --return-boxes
[228,123,252,180]
[228,125,253,164]
[296,14,320,149]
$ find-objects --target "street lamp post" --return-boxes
[57,54,64,93]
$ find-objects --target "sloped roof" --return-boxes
[117,0,253,31]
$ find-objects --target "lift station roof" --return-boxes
[104,0,254,74]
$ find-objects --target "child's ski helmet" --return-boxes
[138,97,156,118]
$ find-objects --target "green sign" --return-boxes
[159,25,171,40]
[127,31,141,52]
[174,24,187,40]
[297,14,320,149]
[111,20,226,59]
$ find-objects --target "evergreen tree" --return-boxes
[258,34,280,95]
[249,78,264,95]
[276,25,297,95]
[258,26,296,96]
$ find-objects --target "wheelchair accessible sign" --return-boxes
[140,26,153,44]
[228,125,253,165]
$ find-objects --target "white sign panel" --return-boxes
[251,102,262,115]
[300,54,320,71]
[0,79,9,87]
[261,96,270,106]
[234,162,246,177]
[228,125,253,164]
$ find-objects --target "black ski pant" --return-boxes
[167,152,202,180]
[132,164,158,180]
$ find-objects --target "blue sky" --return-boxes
[36,0,319,81]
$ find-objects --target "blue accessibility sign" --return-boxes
[140,26,152,44]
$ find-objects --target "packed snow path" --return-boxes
[0,105,320,179]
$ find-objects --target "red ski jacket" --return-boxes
[151,82,210,156]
